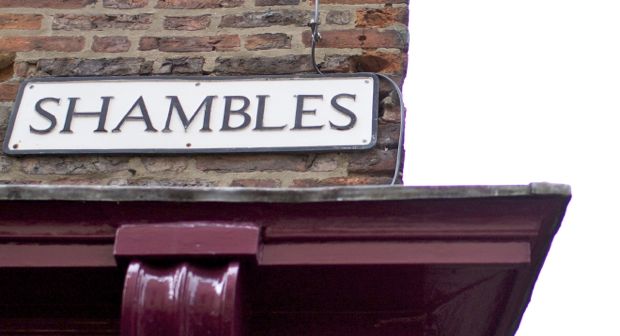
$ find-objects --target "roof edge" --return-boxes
[0,182,571,203]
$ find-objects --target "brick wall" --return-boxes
[0,0,407,187]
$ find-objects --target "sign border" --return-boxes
[3,73,379,155]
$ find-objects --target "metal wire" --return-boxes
[308,22,323,75]
[375,73,406,185]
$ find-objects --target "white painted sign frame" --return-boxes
[3,74,378,155]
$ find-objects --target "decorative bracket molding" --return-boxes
[115,224,259,336]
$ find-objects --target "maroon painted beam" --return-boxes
[0,183,570,336]
[260,241,531,265]
[114,223,260,259]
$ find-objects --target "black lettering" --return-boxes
[60,96,113,133]
[30,97,59,134]
[329,94,357,130]
[254,95,286,131]
[112,96,157,133]
[163,96,217,132]
[221,96,251,131]
[291,95,324,130]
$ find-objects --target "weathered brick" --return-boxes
[139,36,239,52]
[319,55,357,73]
[156,0,243,9]
[292,176,391,187]
[53,14,152,31]
[0,156,12,173]
[0,52,15,81]
[321,51,405,74]
[380,94,402,123]
[195,155,308,172]
[0,36,84,52]
[303,29,405,49]
[43,177,110,185]
[14,61,36,78]
[141,157,189,173]
[0,0,95,8]
[347,149,396,174]
[0,83,19,101]
[0,66,12,81]
[0,14,43,30]
[317,0,405,4]
[326,10,351,25]
[37,58,153,76]
[377,123,400,149]
[157,57,204,74]
[21,157,130,175]
[103,0,148,8]
[356,8,408,28]
[256,0,299,6]
[359,51,405,73]
[245,33,291,51]
[164,15,211,31]
[92,36,131,53]
[0,52,15,70]
[231,179,281,187]
[0,104,9,139]
[215,55,313,75]
[220,10,310,28]
[309,155,339,172]
[111,179,217,187]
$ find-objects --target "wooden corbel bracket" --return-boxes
[114,223,260,336]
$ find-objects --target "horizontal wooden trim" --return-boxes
[0,244,115,267]
[260,241,531,265]
[114,223,260,258]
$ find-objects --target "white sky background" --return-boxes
[402,0,620,334]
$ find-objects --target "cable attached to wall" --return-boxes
[308,0,323,75]
[307,0,405,185]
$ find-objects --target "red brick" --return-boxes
[156,0,243,9]
[92,36,131,53]
[139,36,239,52]
[303,29,406,49]
[53,14,152,31]
[0,52,15,69]
[164,14,211,31]
[230,179,282,188]
[256,0,299,6]
[321,51,405,74]
[0,0,95,8]
[220,10,310,28]
[377,123,400,148]
[0,82,18,101]
[0,14,43,30]
[315,0,405,4]
[245,33,291,50]
[0,37,84,52]
[347,149,397,174]
[292,176,391,187]
[356,8,408,28]
[103,0,148,8]
[0,66,12,81]
[13,61,31,78]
